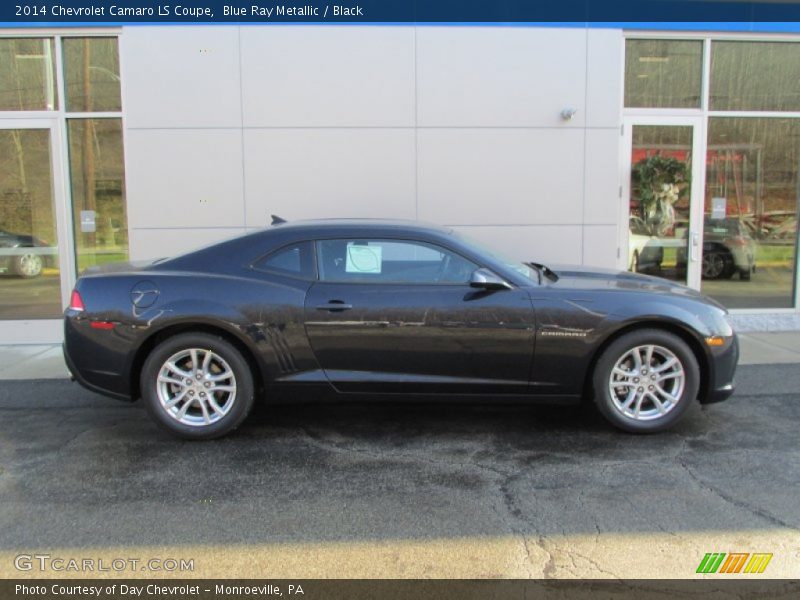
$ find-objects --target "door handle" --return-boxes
[316,300,353,312]
[690,231,700,262]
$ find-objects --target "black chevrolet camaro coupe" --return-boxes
[64,219,739,439]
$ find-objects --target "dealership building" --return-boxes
[1,22,799,342]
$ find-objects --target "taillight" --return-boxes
[69,289,85,311]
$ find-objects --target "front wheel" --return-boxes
[140,333,255,439]
[592,329,700,433]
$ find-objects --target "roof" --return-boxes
[270,218,453,235]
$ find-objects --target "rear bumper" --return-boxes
[63,316,134,402]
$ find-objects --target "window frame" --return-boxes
[623,31,800,315]
[313,236,481,287]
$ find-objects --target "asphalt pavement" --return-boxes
[0,363,798,578]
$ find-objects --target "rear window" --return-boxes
[252,241,315,279]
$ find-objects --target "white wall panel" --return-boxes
[125,129,245,229]
[585,29,624,128]
[582,225,619,269]
[417,27,587,127]
[452,225,583,265]
[122,26,242,128]
[583,128,621,225]
[241,27,415,126]
[129,228,246,261]
[243,129,415,226]
[418,129,584,225]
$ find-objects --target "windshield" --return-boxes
[451,230,539,282]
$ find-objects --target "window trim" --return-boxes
[313,237,482,287]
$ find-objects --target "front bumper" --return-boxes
[700,332,739,404]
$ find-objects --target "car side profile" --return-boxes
[64,219,739,439]
[0,228,54,278]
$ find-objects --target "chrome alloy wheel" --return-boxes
[17,253,43,277]
[608,344,685,421]
[156,348,237,427]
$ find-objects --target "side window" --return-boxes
[316,239,477,284]
[252,241,315,279]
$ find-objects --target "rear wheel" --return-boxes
[702,247,734,280]
[140,333,255,439]
[592,329,699,433]
[14,253,43,278]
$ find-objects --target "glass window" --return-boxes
[253,242,315,279]
[628,125,694,284]
[67,119,129,272]
[710,42,800,111]
[0,38,57,111]
[0,128,62,319]
[316,239,477,284]
[62,37,122,112]
[625,40,703,108]
[701,118,799,309]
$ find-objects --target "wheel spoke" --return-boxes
[208,369,233,382]
[177,396,195,418]
[201,349,213,373]
[631,348,643,370]
[649,392,667,414]
[657,368,684,382]
[190,349,199,372]
[198,400,211,424]
[611,381,636,388]
[655,385,679,403]
[644,345,654,367]
[653,357,678,373]
[166,360,191,378]
[211,385,235,393]
[207,395,225,416]
[164,388,189,408]
[621,389,637,410]
[158,374,185,386]
[634,393,644,417]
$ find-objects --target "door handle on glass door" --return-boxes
[691,231,700,262]
[316,300,353,312]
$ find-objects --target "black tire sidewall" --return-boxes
[141,333,255,440]
[592,329,700,433]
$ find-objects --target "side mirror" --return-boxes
[469,268,512,291]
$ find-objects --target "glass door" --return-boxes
[623,117,705,290]
[0,120,72,323]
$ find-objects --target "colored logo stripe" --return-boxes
[719,553,749,573]
[744,553,773,574]
[697,553,726,573]
[697,552,772,574]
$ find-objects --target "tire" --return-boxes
[140,333,255,440]
[592,329,700,433]
[14,253,43,278]
[701,248,734,280]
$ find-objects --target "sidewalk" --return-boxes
[0,331,798,380]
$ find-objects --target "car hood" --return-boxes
[543,263,724,307]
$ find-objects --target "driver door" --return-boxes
[303,238,536,394]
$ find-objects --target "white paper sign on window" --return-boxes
[346,243,382,274]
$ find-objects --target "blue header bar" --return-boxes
[2,1,800,27]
